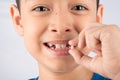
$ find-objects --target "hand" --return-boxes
[69,23,120,79]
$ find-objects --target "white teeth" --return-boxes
[55,44,61,50]
[47,43,70,50]
[48,43,53,47]
[61,44,66,49]
[55,44,70,50]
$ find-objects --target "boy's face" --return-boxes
[10,0,103,72]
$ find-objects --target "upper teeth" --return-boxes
[48,43,70,50]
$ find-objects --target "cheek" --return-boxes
[22,21,47,56]
[74,16,96,31]
[24,31,41,57]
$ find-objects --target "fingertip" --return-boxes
[78,42,84,50]
[68,40,72,45]
[69,38,78,46]
[69,48,75,55]
[68,49,72,54]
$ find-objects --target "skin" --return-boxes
[69,23,120,79]
[10,0,120,80]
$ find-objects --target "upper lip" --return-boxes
[43,40,70,44]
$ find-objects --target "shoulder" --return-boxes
[92,73,111,80]
[28,73,111,80]
[28,77,38,80]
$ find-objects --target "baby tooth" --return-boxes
[61,44,66,49]
[48,43,53,47]
[49,43,70,50]
[55,44,61,50]
[51,46,55,50]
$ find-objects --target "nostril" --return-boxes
[50,28,71,33]
[65,29,70,32]
[52,29,57,32]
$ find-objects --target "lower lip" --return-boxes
[44,46,70,56]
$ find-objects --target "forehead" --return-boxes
[23,0,96,4]
[21,0,97,10]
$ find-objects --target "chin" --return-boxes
[39,56,78,73]
[50,64,78,73]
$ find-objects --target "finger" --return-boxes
[69,48,83,64]
[78,29,86,49]
[69,46,104,75]
[69,37,78,47]
[80,55,104,75]
[85,27,101,53]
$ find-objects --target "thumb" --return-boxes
[69,47,104,75]
[80,55,103,75]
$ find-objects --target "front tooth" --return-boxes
[61,44,66,49]
[55,44,61,50]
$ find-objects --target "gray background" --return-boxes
[0,0,120,80]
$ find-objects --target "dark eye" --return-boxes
[33,6,50,12]
[72,5,87,11]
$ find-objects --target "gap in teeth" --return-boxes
[46,43,71,50]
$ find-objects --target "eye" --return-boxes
[33,6,50,12]
[71,5,87,11]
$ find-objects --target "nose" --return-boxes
[48,12,73,34]
[49,24,71,33]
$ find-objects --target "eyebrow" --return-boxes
[25,0,37,4]
[25,0,44,3]
[25,0,39,2]
[25,0,31,2]
[25,0,35,3]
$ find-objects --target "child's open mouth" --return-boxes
[44,42,71,50]
[43,40,71,56]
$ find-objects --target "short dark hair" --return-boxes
[16,0,20,10]
[97,0,100,9]
[16,0,100,11]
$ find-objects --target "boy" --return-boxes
[10,0,120,80]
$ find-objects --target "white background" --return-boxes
[0,0,120,80]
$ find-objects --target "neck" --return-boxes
[38,65,93,80]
